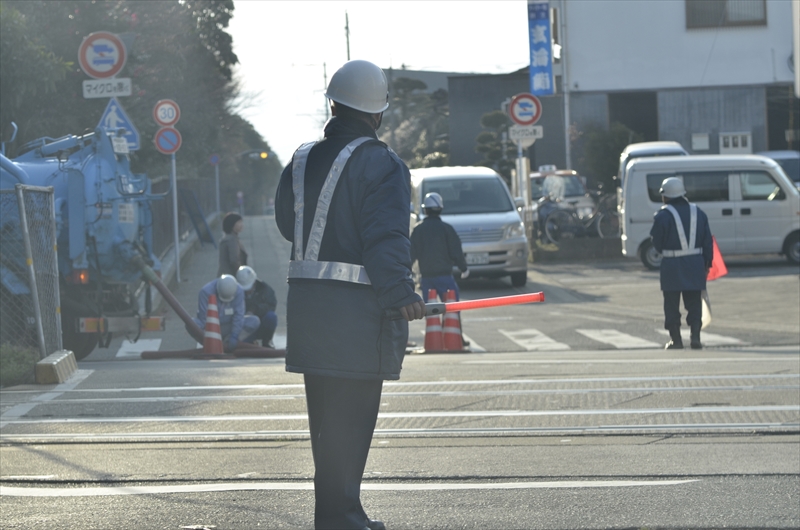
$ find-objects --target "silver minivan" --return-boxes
[620,155,800,269]
[410,166,529,287]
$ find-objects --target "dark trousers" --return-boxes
[304,374,383,530]
[663,290,702,329]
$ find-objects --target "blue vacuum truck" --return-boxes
[1,124,166,359]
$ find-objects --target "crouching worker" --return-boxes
[190,274,260,352]
[236,266,279,348]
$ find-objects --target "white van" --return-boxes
[620,155,800,269]
[616,141,689,218]
[410,166,529,287]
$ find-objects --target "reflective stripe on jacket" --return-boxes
[650,198,713,292]
[274,116,420,380]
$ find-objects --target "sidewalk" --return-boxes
[138,214,291,353]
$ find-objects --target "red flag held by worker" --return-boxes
[707,236,728,281]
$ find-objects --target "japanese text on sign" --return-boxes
[83,78,132,99]
[528,0,554,96]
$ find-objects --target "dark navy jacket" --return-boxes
[274,116,421,380]
[650,197,713,292]
[410,216,468,278]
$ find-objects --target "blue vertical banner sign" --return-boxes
[528,0,554,96]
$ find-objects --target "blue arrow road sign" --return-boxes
[97,97,140,150]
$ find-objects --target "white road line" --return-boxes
[16,383,796,405]
[0,370,93,428]
[1,374,796,396]
[116,339,162,358]
[464,357,796,364]
[576,329,661,349]
[2,422,795,442]
[0,479,698,497]
[1,405,795,425]
[461,316,514,322]
[461,333,485,352]
[499,329,570,351]
[655,329,745,346]
[272,333,286,349]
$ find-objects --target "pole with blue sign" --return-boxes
[528,0,554,97]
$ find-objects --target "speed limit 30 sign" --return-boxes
[153,100,181,127]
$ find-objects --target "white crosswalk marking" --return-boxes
[576,329,660,349]
[499,329,570,351]
[655,329,745,346]
[116,339,162,358]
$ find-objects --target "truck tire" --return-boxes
[61,314,99,360]
[639,240,662,270]
[784,232,800,266]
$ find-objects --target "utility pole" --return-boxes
[345,11,350,60]
[323,62,329,121]
[560,0,572,169]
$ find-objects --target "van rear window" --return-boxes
[646,172,730,202]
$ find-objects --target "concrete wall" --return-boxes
[563,0,795,92]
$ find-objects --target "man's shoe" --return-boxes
[690,325,702,349]
[366,519,386,530]
[665,326,683,349]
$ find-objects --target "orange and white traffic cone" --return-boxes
[202,294,224,355]
[423,289,444,353]
[442,289,466,352]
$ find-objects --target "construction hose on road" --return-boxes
[131,254,205,343]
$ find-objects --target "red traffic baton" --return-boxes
[387,291,545,320]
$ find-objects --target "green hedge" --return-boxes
[0,343,38,387]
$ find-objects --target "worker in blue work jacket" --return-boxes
[411,192,470,302]
[274,59,425,530]
[191,275,260,352]
[236,266,279,348]
[649,177,713,350]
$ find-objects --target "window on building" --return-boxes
[686,0,766,29]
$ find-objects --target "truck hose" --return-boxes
[131,254,204,343]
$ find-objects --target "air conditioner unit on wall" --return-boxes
[719,132,752,155]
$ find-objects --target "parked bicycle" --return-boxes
[540,192,620,244]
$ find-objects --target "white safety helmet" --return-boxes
[422,192,444,212]
[325,60,390,114]
[236,266,257,291]
[216,274,239,303]
[659,177,686,199]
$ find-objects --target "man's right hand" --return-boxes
[398,299,426,321]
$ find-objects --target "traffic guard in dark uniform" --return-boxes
[650,177,713,349]
[274,59,425,530]
[410,192,469,302]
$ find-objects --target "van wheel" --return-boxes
[785,233,800,265]
[640,241,662,270]
[510,271,528,287]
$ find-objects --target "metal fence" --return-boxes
[0,185,62,359]
[150,177,219,259]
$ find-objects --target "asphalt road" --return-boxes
[1,217,798,529]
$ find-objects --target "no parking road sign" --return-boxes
[508,93,542,126]
[154,127,182,155]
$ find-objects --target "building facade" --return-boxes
[449,0,799,174]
